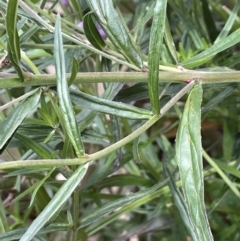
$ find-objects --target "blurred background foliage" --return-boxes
[1,0,240,240]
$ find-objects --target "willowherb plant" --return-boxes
[0,0,240,241]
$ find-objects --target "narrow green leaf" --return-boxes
[43,129,56,144]
[0,225,70,241]
[81,180,168,228]
[0,87,40,112]
[0,88,41,150]
[68,57,79,87]
[77,83,122,131]
[86,0,143,69]
[37,107,53,126]
[54,14,84,157]
[164,17,178,64]
[139,148,161,181]
[111,116,122,170]
[223,110,237,161]
[201,0,218,43]
[86,179,169,236]
[176,81,213,241]
[162,160,198,240]
[132,136,141,163]
[29,168,55,208]
[148,0,167,115]
[202,86,235,113]
[176,10,205,50]
[6,0,24,82]
[181,28,240,68]
[214,0,240,44]
[4,168,49,177]
[202,149,240,199]
[131,1,155,34]
[97,174,153,189]
[80,152,116,190]
[70,89,152,120]
[0,198,8,234]
[213,159,240,179]
[14,133,52,159]
[83,13,106,50]
[20,164,88,241]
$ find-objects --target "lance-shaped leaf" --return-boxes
[86,0,143,69]
[6,0,24,82]
[162,160,198,240]
[181,27,240,68]
[14,133,52,159]
[164,17,178,64]
[83,13,106,50]
[148,0,167,115]
[214,0,240,44]
[19,164,88,241]
[0,88,41,150]
[175,81,214,241]
[54,14,84,157]
[69,88,152,120]
[81,180,168,228]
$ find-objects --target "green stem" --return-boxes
[0,87,40,111]
[0,81,194,169]
[1,70,240,88]
[202,149,240,199]
[21,51,41,75]
[71,187,80,241]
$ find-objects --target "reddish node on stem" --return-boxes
[177,65,187,72]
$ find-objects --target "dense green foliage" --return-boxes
[1,0,240,240]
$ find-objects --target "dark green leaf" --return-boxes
[83,13,106,50]
[6,0,24,82]
[201,0,218,43]
[148,0,167,114]
[14,133,52,159]
[68,57,79,87]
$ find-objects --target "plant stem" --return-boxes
[21,51,41,75]
[0,81,195,169]
[0,88,40,111]
[1,70,240,88]
[71,187,80,241]
[202,149,240,199]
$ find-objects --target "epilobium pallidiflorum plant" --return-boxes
[1,0,240,240]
